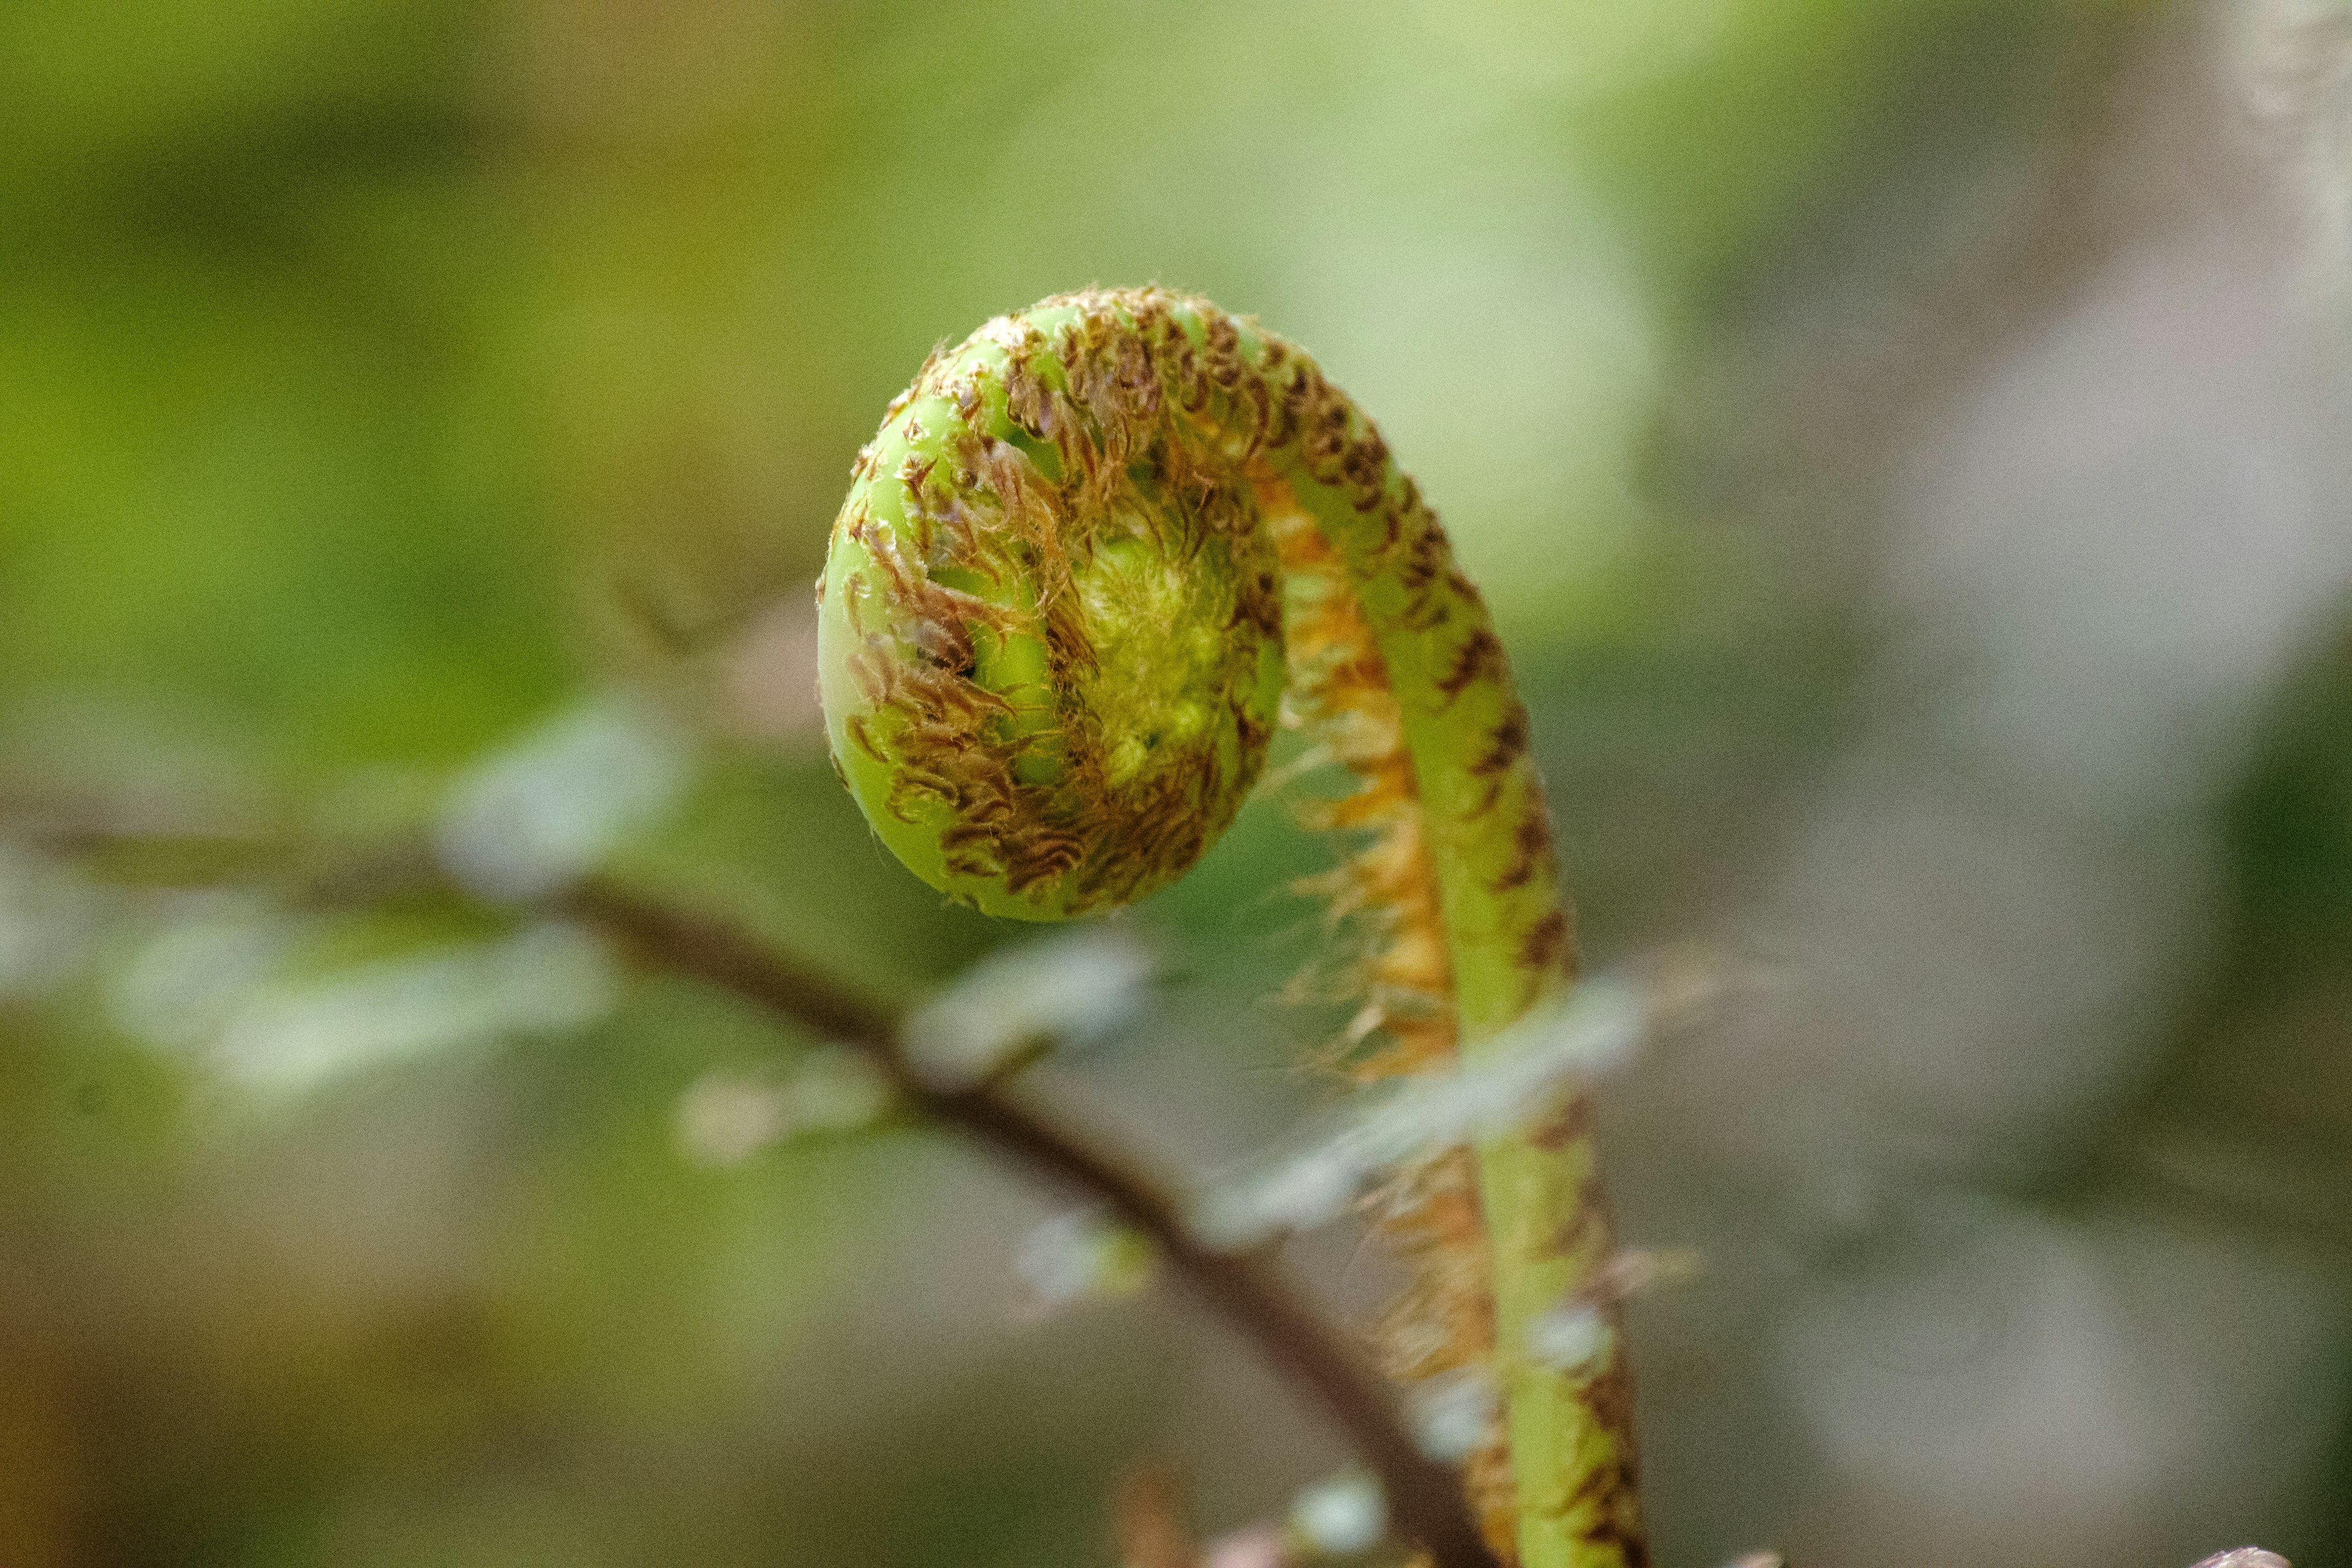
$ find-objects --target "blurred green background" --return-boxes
[6,1,2352,1564]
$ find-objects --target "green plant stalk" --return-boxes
[818,289,1642,1568]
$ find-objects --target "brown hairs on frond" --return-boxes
[1264,502,1517,1558]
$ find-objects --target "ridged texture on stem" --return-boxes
[818,288,1643,1568]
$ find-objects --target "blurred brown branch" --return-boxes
[565,875,1499,1568]
[1,796,1496,1568]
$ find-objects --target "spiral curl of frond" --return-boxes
[818,288,1643,1568]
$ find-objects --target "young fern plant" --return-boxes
[816,288,1643,1568]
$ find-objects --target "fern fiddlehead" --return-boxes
[816,288,1643,1568]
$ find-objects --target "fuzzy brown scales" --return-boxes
[1437,629,1509,703]
[1270,508,1520,1555]
[1520,908,1575,979]
[1493,809,1554,894]
[842,300,1289,914]
[1466,709,1534,822]
[1115,286,1379,507]
[1115,287,1610,1556]
[1564,1363,1645,1568]
[839,541,1033,845]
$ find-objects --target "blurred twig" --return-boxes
[0,794,1496,1568]
[566,875,1501,1568]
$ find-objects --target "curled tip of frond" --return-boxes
[818,290,1294,921]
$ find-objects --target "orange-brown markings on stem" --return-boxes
[1186,287,1635,1565]
[1268,505,1519,1558]
[1520,908,1573,979]
[1473,705,1530,777]
[1534,1161,1646,1563]
[1203,310,1246,390]
[1436,628,1507,703]
[1528,1096,1594,1155]
[1544,1177,1610,1267]
[1340,429,1390,510]
[1464,707,1534,823]
[1398,516,1448,599]
[1565,1360,1647,1568]
[1240,372,1278,460]
[1556,1454,1645,1567]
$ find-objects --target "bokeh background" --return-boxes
[6,1,2352,1564]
